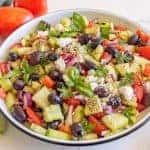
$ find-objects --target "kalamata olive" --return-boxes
[49,70,63,81]
[128,34,139,45]
[94,86,109,97]
[13,80,25,90]
[12,105,26,123]
[84,60,98,70]
[78,34,91,45]
[105,46,118,58]
[55,81,64,89]
[90,38,100,49]
[28,51,44,65]
[48,93,63,104]
[47,120,61,129]
[143,93,150,107]
[30,73,39,81]
[71,123,83,137]
[48,52,59,61]
[9,52,18,61]
[107,95,122,109]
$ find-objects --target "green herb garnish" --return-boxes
[95,64,108,77]
[58,87,73,98]
[36,21,50,31]
[82,119,94,133]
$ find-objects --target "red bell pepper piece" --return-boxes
[0,62,10,75]
[133,74,144,103]
[42,75,55,88]
[137,46,150,60]
[143,64,150,77]
[137,29,149,43]
[26,107,43,126]
[0,88,6,99]
[64,98,80,107]
[137,103,145,112]
[88,116,107,135]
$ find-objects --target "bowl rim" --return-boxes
[0,8,150,146]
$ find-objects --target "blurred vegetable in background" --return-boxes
[13,0,48,16]
[0,7,34,38]
[0,0,12,6]
[0,113,7,134]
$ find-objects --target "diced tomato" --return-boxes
[42,75,55,88]
[59,124,71,134]
[88,115,99,124]
[0,62,10,75]
[0,88,6,99]
[93,112,105,119]
[26,107,43,126]
[64,98,80,107]
[137,46,150,60]
[114,25,127,31]
[137,29,150,43]
[143,64,150,77]
[137,103,145,112]
[101,52,112,64]
[133,73,142,86]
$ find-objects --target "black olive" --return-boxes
[13,80,25,90]
[78,34,91,45]
[107,95,122,109]
[12,105,26,123]
[30,73,39,81]
[128,34,139,45]
[28,51,44,65]
[48,93,63,104]
[9,52,18,61]
[49,70,63,81]
[105,46,118,58]
[94,86,109,97]
[47,120,61,129]
[71,123,83,137]
[48,52,59,61]
[90,38,100,49]
[84,60,98,70]
[143,93,150,107]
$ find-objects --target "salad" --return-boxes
[0,12,150,141]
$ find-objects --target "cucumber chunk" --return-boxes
[43,105,64,122]
[30,123,46,135]
[32,86,50,109]
[102,113,128,131]
[46,128,71,140]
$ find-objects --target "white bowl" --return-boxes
[0,9,150,146]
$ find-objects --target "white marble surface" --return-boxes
[0,0,150,150]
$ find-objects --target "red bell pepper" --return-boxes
[64,98,80,107]
[137,29,149,43]
[26,107,43,126]
[0,62,10,75]
[88,116,107,135]
[137,103,145,112]
[42,75,55,88]
[143,64,150,77]
[101,52,112,64]
[137,46,150,60]
[133,74,144,103]
[0,88,6,99]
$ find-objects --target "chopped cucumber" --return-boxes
[82,133,98,140]
[73,105,84,123]
[0,78,12,91]
[32,86,50,109]
[43,105,64,122]
[102,113,128,131]
[5,92,16,110]
[46,128,71,140]
[0,113,7,134]
[84,96,103,116]
[30,123,46,135]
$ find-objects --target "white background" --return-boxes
[0,0,150,150]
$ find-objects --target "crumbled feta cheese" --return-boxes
[55,57,66,72]
[119,86,135,100]
[90,82,98,90]
[57,38,73,47]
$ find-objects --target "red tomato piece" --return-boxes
[143,64,150,77]
[64,98,80,107]
[137,46,150,60]
[42,75,55,88]
[0,62,10,75]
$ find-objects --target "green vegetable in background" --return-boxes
[58,87,73,99]
[100,22,111,38]
[61,31,77,37]
[95,64,108,77]
[36,21,50,31]
[81,119,94,133]
[119,72,134,86]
